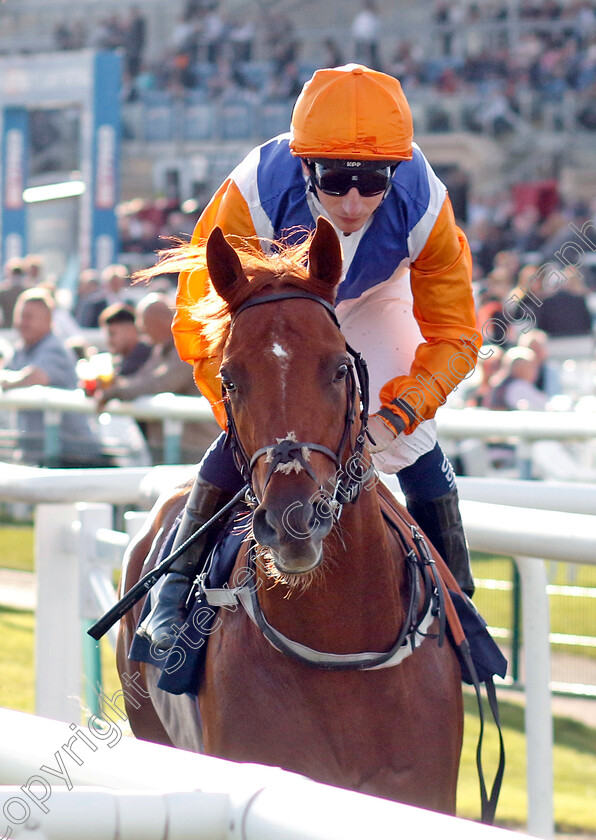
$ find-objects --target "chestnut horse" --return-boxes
[116,218,464,812]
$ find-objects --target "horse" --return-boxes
[116,217,464,813]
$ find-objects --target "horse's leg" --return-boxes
[144,664,204,752]
[115,637,173,746]
[115,478,193,746]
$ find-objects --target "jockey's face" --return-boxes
[302,161,385,233]
[316,187,385,234]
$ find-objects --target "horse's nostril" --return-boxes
[253,506,279,546]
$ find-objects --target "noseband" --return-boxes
[222,290,370,514]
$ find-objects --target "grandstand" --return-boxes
[1,0,595,219]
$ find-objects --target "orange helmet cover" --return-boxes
[289,64,413,161]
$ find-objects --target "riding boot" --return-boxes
[136,476,231,652]
[405,486,475,598]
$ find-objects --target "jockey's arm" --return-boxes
[378,196,482,434]
[173,178,259,428]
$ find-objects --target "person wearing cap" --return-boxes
[137,64,481,651]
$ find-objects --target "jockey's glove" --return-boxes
[366,412,406,454]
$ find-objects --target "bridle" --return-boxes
[222,289,371,518]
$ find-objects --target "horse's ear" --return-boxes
[206,227,248,301]
[308,217,343,291]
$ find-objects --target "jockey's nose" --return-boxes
[342,186,365,213]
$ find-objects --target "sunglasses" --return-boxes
[307,160,396,197]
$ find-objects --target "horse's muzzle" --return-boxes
[252,497,333,574]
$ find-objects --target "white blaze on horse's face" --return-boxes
[270,340,290,401]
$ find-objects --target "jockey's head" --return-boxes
[289,64,413,233]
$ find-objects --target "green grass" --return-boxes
[0,525,35,573]
[1,604,596,834]
[0,607,35,713]
[472,553,596,661]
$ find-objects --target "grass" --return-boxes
[1,604,596,834]
[0,525,35,573]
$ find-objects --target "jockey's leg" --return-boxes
[137,432,244,651]
[397,443,475,598]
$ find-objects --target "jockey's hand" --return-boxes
[366,412,406,454]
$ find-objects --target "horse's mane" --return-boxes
[135,231,338,356]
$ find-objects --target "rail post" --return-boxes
[35,504,81,723]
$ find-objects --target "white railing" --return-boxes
[0,708,525,840]
[0,386,217,466]
[1,386,595,471]
[2,467,596,837]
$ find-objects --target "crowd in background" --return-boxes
[1,0,596,476]
[43,0,596,131]
[1,176,595,473]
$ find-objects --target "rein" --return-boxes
[223,289,371,513]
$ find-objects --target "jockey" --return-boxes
[138,63,482,651]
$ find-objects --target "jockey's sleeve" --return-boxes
[378,196,482,433]
[173,178,259,429]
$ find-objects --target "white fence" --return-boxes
[1,464,596,837]
[1,385,595,473]
[0,708,524,840]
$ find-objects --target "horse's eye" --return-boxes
[334,363,349,382]
[221,373,236,393]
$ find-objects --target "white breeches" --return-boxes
[336,271,437,474]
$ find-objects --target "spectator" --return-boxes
[96,292,216,462]
[22,254,45,287]
[73,268,102,325]
[228,15,256,63]
[464,344,505,407]
[517,327,561,397]
[351,0,382,70]
[124,6,147,80]
[76,264,133,328]
[98,302,152,376]
[535,266,594,337]
[321,38,344,69]
[0,258,27,328]
[0,288,107,467]
[487,346,548,410]
[262,60,303,102]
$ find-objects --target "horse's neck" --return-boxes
[254,484,406,655]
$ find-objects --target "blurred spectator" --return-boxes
[535,266,594,336]
[76,264,134,328]
[487,346,549,410]
[321,38,344,68]
[265,12,300,73]
[95,292,215,462]
[0,258,27,328]
[207,55,251,101]
[124,6,147,80]
[200,5,226,63]
[262,61,303,102]
[351,0,382,70]
[0,288,107,467]
[228,15,256,63]
[476,267,514,345]
[464,344,505,407]
[73,269,102,324]
[98,302,152,376]
[517,328,561,397]
[22,254,44,287]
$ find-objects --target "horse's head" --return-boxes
[206,218,364,577]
